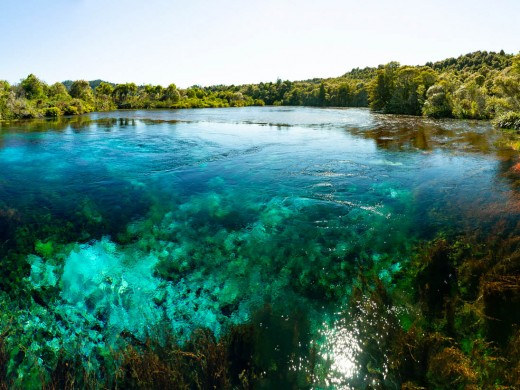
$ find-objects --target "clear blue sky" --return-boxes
[1,0,519,88]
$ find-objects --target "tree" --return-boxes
[69,80,94,102]
[336,82,353,107]
[95,82,114,97]
[387,66,437,115]
[163,84,180,103]
[143,84,164,101]
[0,80,12,120]
[491,54,520,112]
[112,83,138,108]
[230,92,245,107]
[452,80,489,119]
[20,74,46,100]
[512,54,520,75]
[95,82,116,111]
[423,83,453,118]
[48,82,70,100]
[368,62,399,112]
[318,83,326,106]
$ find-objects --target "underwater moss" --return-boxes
[34,240,54,259]
[392,234,520,389]
[0,328,11,390]
[428,347,477,388]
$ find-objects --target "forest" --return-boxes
[0,50,519,129]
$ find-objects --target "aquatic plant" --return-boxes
[0,326,11,390]
[1,174,413,387]
[391,234,520,389]
[115,329,230,389]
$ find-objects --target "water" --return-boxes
[1,107,519,387]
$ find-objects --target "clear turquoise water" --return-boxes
[1,107,519,387]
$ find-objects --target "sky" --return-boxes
[1,0,519,88]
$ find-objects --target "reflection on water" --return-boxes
[322,321,361,385]
[1,107,519,387]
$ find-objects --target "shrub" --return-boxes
[62,104,79,116]
[44,107,61,117]
[493,111,520,130]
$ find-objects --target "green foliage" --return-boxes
[388,66,436,115]
[368,64,437,115]
[6,98,41,119]
[490,57,520,114]
[95,82,113,96]
[423,83,453,118]
[62,98,94,116]
[112,82,138,108]
[69,80,94,103]
[426,50,513,72]
[493,111,520,130]
[20,74,46,100]
[0,80,12,120]
[163,83,180,105]
[44,107,61,117]
[35,240,54,258]
[94,82,116,111]
[47,82,70,100]
[452,79,490,119]
[368,62,399,112]
[1,50,518,121]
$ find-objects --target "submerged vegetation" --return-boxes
[1,109,520,387]
[1,232,519,388]
[1,50,520,129]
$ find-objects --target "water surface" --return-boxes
[1,107,519,387]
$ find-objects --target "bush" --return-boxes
[44,107,61,117]
[62,99,94,116]
[493,111,520,130]
[62,104,79,116]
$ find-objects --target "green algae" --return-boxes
[34,240,54,259]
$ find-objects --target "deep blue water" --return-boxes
[1,107,519,387]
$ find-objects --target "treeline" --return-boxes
[368,52,520,123]
[1,51,519,129]
[0,77,260,120]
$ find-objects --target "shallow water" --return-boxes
[1,107,519,387]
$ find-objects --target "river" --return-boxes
[1,107,519,388]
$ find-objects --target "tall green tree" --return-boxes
[163,83,180,104]
[491,54,520,113]
[368,62,399,112]
[48,83,70,100]
[452,79,490,119]
[95,82,114,97]
[387,66,437,115]
[95,82,116,111]
[318,83,327,106]
[0,80,12,120]
[423,82,453,118]
[19,74,46,100]
[69,80,94,103]
[112,83,138,108]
